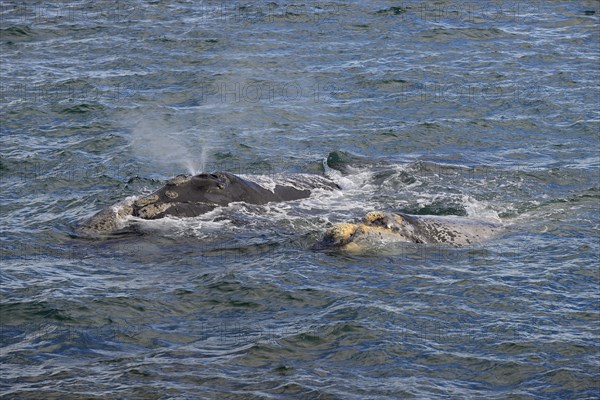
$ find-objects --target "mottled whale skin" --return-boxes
[81,171,339,235]
[316,211,501,251]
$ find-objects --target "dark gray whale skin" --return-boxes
[132,171,327,219]
[80,171,339,235]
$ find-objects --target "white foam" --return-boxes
[462,195,501,221]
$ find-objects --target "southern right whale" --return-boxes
[315,211,502,251]
[80,171,339,235]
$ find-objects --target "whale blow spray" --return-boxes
[130,114,207,176]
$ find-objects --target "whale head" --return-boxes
[314,212,414,252]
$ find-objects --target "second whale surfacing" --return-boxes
[315,211,502,251]
[81,171,339,235]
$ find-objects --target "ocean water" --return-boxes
[1,1,599,398]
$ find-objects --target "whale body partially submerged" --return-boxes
[316,211,502,251]
[81,171,339,235]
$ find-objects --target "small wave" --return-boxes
[0,25,35,41]
[58,103,104,114]
[420,27,514,41]
[374,6,408,16]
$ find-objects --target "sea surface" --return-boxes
[1,1,599,399]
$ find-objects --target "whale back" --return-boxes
[162,173,278,205]
[394,213,501,245]
[80,171,338,234]
[131,172,280,219]
[130,172,328,219]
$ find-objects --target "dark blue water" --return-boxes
[1,1,599,398]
